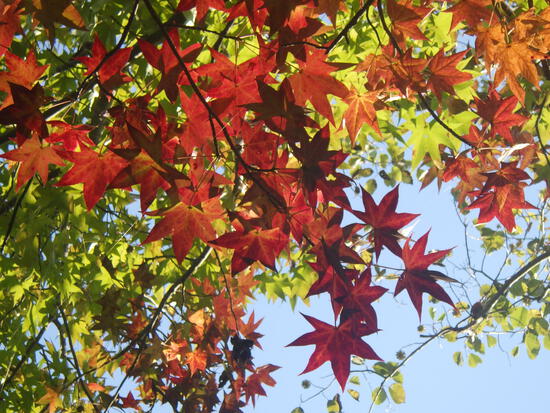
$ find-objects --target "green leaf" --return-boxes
[486,335,497,348]
[389,383,406,404]
[327,394,342,412]
[453,351,463,366]
[291,408,304,413]
[525,332,540,359]
[349,375,360,385]
[347,389,360,401]
[372,387,387,405]
[468,353,482,367]
[510,307,531,328]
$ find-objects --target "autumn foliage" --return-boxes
[0,0,549,412]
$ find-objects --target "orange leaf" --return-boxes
[185,348,208,374]
[1,134,65,190]
[342,88,381,143]
[37,387,62,413]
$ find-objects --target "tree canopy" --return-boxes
[0,0,549,412]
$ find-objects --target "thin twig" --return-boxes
[0,318,52,397]
[0,179,31,255]
[59,306,101,413]
[325,0,375,53]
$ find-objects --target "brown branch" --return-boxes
[0,179,32,255]
[167,23,244,41]
[376,0,402,54]
[325,0,375,53]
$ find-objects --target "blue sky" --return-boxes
[245,182,549,413]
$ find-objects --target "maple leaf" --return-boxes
[386,0,430,44]
[475,22,545,103]
[314,0,346,25]
[475,89,528,144]
[292,126,349,207]
[351,186,419,259]
[46,121,94,151]
[76,34,131,89]
[466,185,536,231]
[308,256,354,313]
[336,268,388,329]
[143,196,223,262]
[1,133,65,190]
[261,0,312,34]
[86,382,105,392]
[442,154,483,186]
[37,386,62,413]
[288,48,349,124]
[195,49,269,112]
[244,364,280,406]
[288,314,380,390]
[138,30,202,101]
[425,49,472,100]
[177,0,227,22]
[342,88,381,144]
[56,146,129,210]
[446,0,492,29]
[245,79,317,137]
[395,231,454,318]
[210,224,289,274]
[185,348,208,375]
[0,82,47,136]
[0,50,48,110]
[388,48,427,96]
[109,149,171,212]
[0,0,21,56]
[491,40,544,104]
[466,163,535,231]
[120,391,140,410]
[29,0,85,41]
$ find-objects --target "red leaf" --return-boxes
[386,0,430,43]
[425,49,471,100]
[244,364,280,406]
[1,134,65,190]
[467,185,536,231]
[56,146,129,210]
[336,268,387,329]
[395,231,454,318]
[351,186,419,258]
[138,31,202,101]
[447,0,492,29]
[0,83,47,136]
[120,392,140,410]
[475,88,528,144]
[143,196,223,262]
[76,34,131,89]
[288,48,349,124]
[185,348,208,375]
[0,51,48,110]
[292,126,349,207]
[177,0,227,22]
[0,1,22,56]
[211,226,288,274]
[288,314,380,390]
[342,88,381,144]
